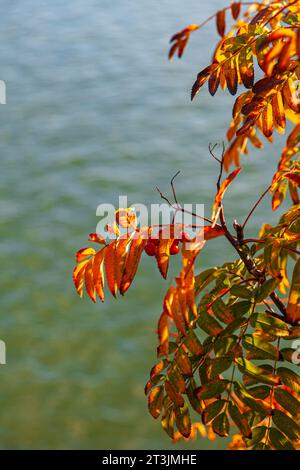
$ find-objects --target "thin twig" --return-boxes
[242,184,271,229]
[209,143,221,163]
[170,171,181,206]
[155,186,215,225]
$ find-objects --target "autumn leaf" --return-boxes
[211,167,242,223]
[287,258,300,324]
[216,10,226,37]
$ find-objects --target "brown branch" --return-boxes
[155,186,216,226]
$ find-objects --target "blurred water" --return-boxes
[0,0,290,449]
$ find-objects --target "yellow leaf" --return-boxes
[76,247,96,263]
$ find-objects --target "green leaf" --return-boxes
[269,428,296,450]
[242,334,278,360]
[272,409,300,442]
[228,401,252,437]
[212,412,230,437]
[248,385,271,400]
[234,382,271,417]
[242,364,274,387]
[283,13,299,26]
[245,426,267,447]
[230,300,252,318]
[244,410,262,429]
[256,278,279,302]
[174,402,191,438]
[274,388,300,420]
[236,358,281,385]
[208,357,232,377]
[212,298,235,324]
[195,268,218,295]
[214,335,242,358]
[277,367,300,394]
[197,305,223,336]
[202,399,226,424]
[230,285,252,299]
[250,312,290,337]
[186,380,203,415]
[195,379,228,400]
[252,443,272,450]
[219,316,247,338]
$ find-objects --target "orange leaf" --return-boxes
[203,225,225,240]
[93,248,106,302]
[104,241,117,297]
[164,287,187,336]
[73,259,90,298]
[150,359,169,380]
[272,182,287,211]
[272,92,286,131]
[262,103,274,138]
[155,236,174,279]
[212,167,242,223]
[157,311,170,357]
[84,259,96,303]
[148,386,164,419]
[119,233,147,295]
[278,39,293,72]
[169,24,199,61]
[165,380,184,407]
[115,236,132,291]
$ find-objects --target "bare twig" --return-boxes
[170,171,181,206]
[242,184,271,229]
[209,143,221,164]
[155,186,215,225]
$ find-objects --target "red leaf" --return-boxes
[216,10,226,37]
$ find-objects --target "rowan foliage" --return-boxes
[74,0,300,450]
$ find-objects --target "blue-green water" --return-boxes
[0,0,289,449]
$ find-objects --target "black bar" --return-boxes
[0,450,298,466]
